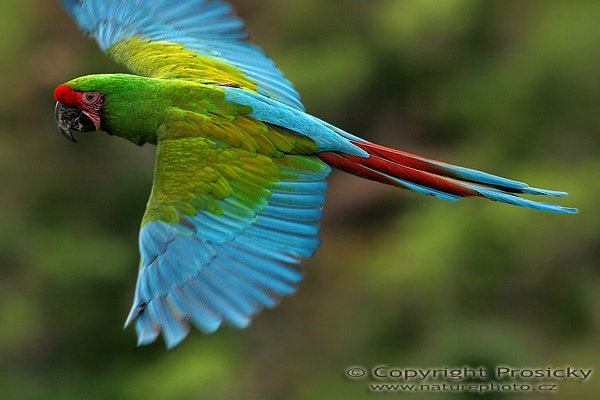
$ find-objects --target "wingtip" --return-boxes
[124,303,142,329]
[163,328,191,350]
[137,335,157,347]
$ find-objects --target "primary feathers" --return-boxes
[55,0,577,349]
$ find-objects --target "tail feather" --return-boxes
[317,140,578,214]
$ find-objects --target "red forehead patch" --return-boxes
[54,84,82,108]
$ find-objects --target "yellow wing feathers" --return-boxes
[108,37,259,91]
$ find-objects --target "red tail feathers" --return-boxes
[317,141,479,198]
[316,140,578,214]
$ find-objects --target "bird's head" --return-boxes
[54,83,104,142]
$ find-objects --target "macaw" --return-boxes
[55,0,577,349]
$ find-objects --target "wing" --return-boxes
[60,0,304,110]
[125,121,330,348]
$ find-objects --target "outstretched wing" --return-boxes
[59,0,304,110]
[125,120,330,348]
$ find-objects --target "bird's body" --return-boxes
[55,0,577,348]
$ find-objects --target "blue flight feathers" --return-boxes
[125,157,331,348]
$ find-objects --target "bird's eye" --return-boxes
[82,92,99,104]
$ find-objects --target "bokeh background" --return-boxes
[1,0,598,399]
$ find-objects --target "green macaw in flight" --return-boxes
[55,0,577,348]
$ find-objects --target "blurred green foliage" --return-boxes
[0,1,598,399]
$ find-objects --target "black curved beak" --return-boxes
[55,102,96,143]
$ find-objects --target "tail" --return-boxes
[317,141,578,214]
